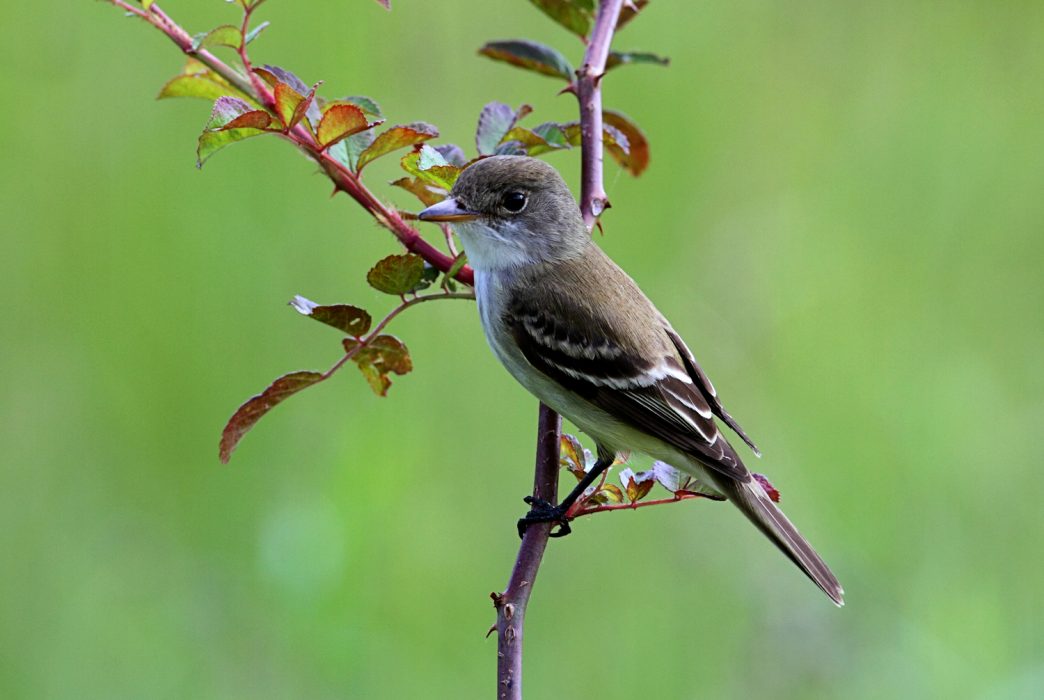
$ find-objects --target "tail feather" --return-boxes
[717,477,844,606]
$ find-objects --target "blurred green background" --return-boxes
[1,1,1041,698]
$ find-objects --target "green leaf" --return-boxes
[157,59,255,104]
[400,146,461,190]
[317,103,372,148]
[219,371,325,463]
[434,143,467,166]
[339,95,383,118]
[367,254,425,295]
[331,130,376,172]
[355,122,439,172]
[605,50,670,71]
[197,96,268,166]
[478,40,574,81]
[528,0,593,39]
[244,21,270,45]
[500,126,570,156]
[290,295,372,336]
[603,110,649,176]
[191,24,242,52]
[476,102,532,156]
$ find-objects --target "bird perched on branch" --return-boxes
[419,155,843,606]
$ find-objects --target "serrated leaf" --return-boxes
[603,110,649,176]
[367,254,425,295]
[434,143,467,166]
[620,467,656,502]
[344,335,412,397]
[273,81,318,131]
[341,95,382,118]
[605,50,670,71]
[317,103,371,148]
[478,40,574,81]
[355,122,439,172]
[588,483,625,506]
[221,110,274,130]
[290,295,372,336]
[197,96,268,166]
[560,433,587,479]
[400,146,461,190]
[616,0,649,31]
[244,20,270,45]
[528,0,593,38]
[158,60,255,104]
[476,102,532,156]
[191,24,242,52]
[332,129,376,172]
[500,126,570,156]
[219,371,324,463]
[390,177,444,206]
[257,65,322,127]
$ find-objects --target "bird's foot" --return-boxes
[516,496,572,539]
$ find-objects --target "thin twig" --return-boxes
[493,2,624,698]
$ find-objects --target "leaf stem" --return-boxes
[494,2,624,698]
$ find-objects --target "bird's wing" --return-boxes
[505,291,750,483]
[664,327,760,456]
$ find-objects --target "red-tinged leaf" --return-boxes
[290,295,372,336]
[588,483,625,506]
[257,65,322,127]
[603,110,649,176]
[752,473,781,503]
[191,24,242,52]
[478,40,574,81]
[560,433,587,479]
[219,371,325,463]
[529,0,593,39]
[317,103,371,148]
[605,50,670,71]
[373,0,391,8]
[343,335,412,397]
[197,96,268,166]
[221,110,273,130]
[273,82,318,131]
[367,254,425,295]
[619,467,655,502]
[476,102,532,155]
[390,177,444,206]
[355,122,439,172]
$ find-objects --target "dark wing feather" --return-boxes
[665,327,760,456]
[507,301,749,483]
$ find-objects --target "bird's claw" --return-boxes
[517,496,572,539]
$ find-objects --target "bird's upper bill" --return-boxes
[417,198,478,223]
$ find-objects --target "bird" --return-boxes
[418,155,843,606]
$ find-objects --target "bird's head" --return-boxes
[418,155,587,270]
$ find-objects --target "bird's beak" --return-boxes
[418,198,479,223]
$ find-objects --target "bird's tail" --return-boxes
[716,477,844,606]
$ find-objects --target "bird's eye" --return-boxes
[501,191,527,214]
